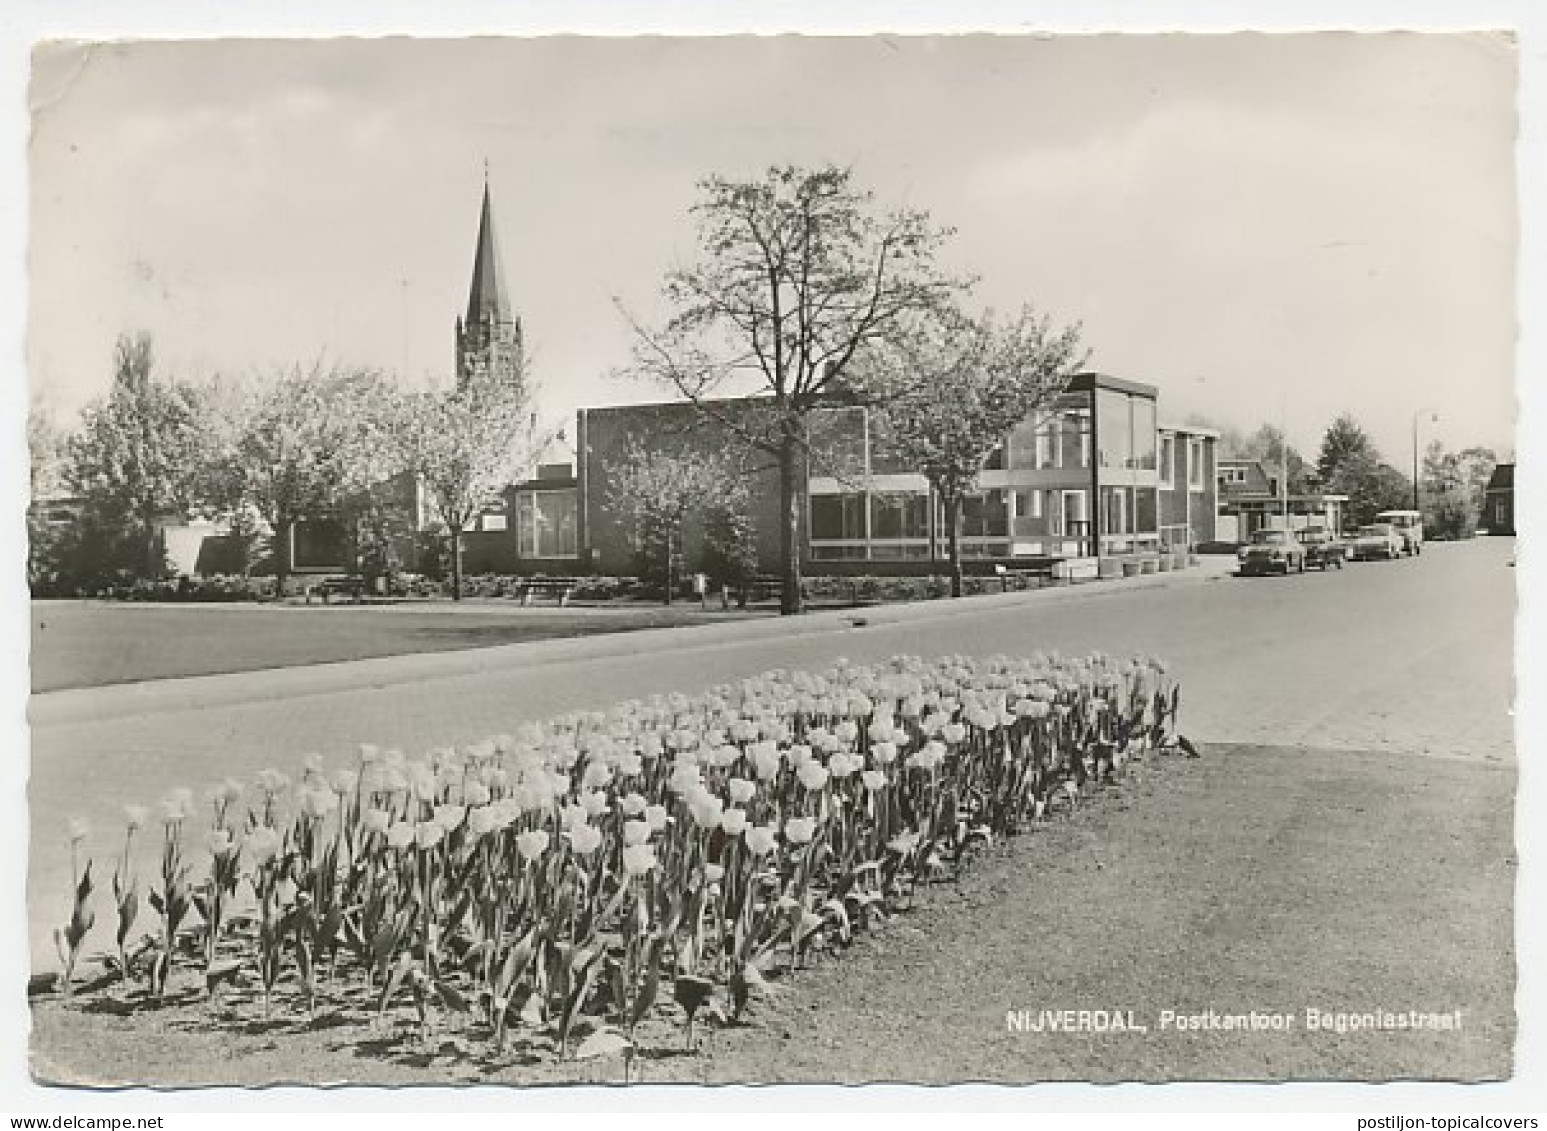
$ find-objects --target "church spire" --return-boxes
[455,174,522,390]
[464,177,511,326]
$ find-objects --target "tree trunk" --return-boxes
[778,428,803,616]
[142,506,160,580]
[944,492,964,598]
[450,531,464,601]
[274,518,291,599]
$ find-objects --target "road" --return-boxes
[26,539,1516,977]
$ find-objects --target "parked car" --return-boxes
[1295,525,1346,570]
[1237,528,1307,575]
[1375,509,1424,555]
[1349,523,1405,561]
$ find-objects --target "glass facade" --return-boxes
[517,489,578,558]
[1007,400,1091,472]
[804,382,1168,563]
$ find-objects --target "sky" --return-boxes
[27,32,1519,467]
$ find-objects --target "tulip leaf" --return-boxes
[434,979,472,1013]
[630,936,665,1030]
[673,974,714,1022]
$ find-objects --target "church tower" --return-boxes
[455,177,523,390]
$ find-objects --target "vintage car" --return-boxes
[1294,525,1346,570]
[1349,523,1405,561]
[1375,509,1424,555]
[1237,528,1307,575]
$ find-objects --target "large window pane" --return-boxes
[1132,397,1157,471]
[518,490,577,558]
[1061,405,1091,469]
[870,492,930,540]
[810,493,866,540]
[960,490,1009,538]
[1135,487,1158,533]
[1096,389,1131,471]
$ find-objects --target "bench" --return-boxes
[309,574,364,604]
[517,577,577,606]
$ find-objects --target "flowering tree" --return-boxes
[63,332,214,577]
[391,370,551,600]
[228,363,400,593]
[622,164,969,614]
[866,307,1085,597]
[605,441,723,602]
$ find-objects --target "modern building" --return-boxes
[1215,457,1347,542]
[569,374,1218,580]
[1482,463,1515,535]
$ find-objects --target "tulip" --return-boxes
[861,770,887,792]
[872,741,899,765]
[622,843,658,876]
[744,824,779,857]
[623,819,652,847]
[645,804,669,832]
[704,863,725,885]
[362,808,391,836]
[245,826,282,865]
[784,816,817,845]
[68,817,90,846]
[720,808,749,836]
[433,804,466,831]
[387,822,417,850]
[619,792,648,817]
[797,761,830,792]
[568,823,603,855]
[123,804,148,834]
[727,777,757,805]
[516,829,551,861]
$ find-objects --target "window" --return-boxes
[481,513,508,532]
[1189,441,1206,490]
[1096,390,1132,471]
[810,493,866,541]
[517,489,577,558]
[959,490,1009,539]
[1159,435,1175,487]
[1063,406,1092,469]
[1132,397,1157,471]
[1135,488,1159,534]
[870,492,930,540]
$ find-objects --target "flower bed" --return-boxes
[46,652,1185,1070]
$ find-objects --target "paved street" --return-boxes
[27,539,1515,976]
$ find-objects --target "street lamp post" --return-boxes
[1412,408,1438,514]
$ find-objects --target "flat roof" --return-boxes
[1064,371,1159,399]
[1160,422,1220,438]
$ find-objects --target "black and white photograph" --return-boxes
[9,13,1538,1113]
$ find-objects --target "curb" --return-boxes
[30,565,1228,729]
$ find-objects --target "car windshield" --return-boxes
[1250,531,1291,545]
[1360,525,1393,536]
[1378,512,1419,528]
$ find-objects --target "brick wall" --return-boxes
[578,399,789,576]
